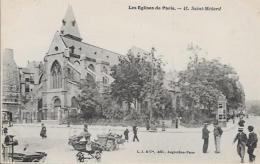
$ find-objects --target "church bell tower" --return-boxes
[60,5,82,41]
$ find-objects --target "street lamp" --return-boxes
[67,108,70,127]
[149,47,156,128]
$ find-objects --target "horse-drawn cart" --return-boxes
[95,133,125,151]
[68,135,103,162]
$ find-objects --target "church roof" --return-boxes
[60,5,82,41]
[19,67,33,74]
[61,36,123,66]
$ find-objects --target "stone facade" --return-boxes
[25,6,122,123]
[2,6,181,124]
[2,49,20,121]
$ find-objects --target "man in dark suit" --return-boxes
[202,123,210,153]
[238,117,245,127]
[133,125,139,142]
[213,122,223,153]
[247,125,258,162]
[234,127,248,163]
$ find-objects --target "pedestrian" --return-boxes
[233,127,248,163]
[238,117,245,127]
[124,128,129,142]
[133,125,139,142]
[40,123,47,139]
[80,123,91,141]
[146,119,150,130]
[162,121,166,131]
[213,122,223,153]
[175,117,179,129]
[232,114,235,124]
[3,126,8,136]
[202,123,210,153]
[247,125,258,162]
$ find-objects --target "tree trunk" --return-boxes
[191,110,195,121]
[191,102,195,121]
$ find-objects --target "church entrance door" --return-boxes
[53,98,61,120]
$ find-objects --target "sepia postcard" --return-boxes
[1,0,260,163]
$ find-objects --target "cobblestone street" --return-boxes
[3,116,259,163]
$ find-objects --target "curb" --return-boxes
[13,123,237,134]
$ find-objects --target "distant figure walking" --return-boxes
[233,127,248,163]
[238,117,245,127]
[124,128,129,142]
[202,123,210,153]
[247,125,258,163]
[162,121,166,131]
[146,119,150,130]
[40,123,47,139]
[213,123,223,153]
[175,117,179,129]
[133,125,139,142]
[232,114,235,124]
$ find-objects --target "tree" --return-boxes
[178,43,245,122]
[110,48,174,121]
[78,79,102,120]
[99,93,124,120]
[78,77,125,120]
[150,87,173,119]
[110,48,165,110]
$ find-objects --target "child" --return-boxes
[124,128,129,142]
[40,123,47,139]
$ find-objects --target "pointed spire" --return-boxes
[60,5,82,41]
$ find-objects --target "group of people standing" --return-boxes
[202,122,223,154]
[202,117,258,163]
[123,125,139,142]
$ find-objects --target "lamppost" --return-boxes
[149,47,156,128]
[67,108,70,127]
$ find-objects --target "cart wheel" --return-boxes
[95,151,101,161]
[106,142,113,151]
[76,152,85,162]
[32,159,39,162]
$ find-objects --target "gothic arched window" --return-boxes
[51,60,62,88]
[71,96,78,108]
[86,73,95,83]
[102,76,108,85]
[69,46,75,54]
[72,20,76,26]
[102,66,108,74]
[62,19,66,26]
[88,64,95,72]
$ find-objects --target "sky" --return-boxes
[1,0,260,100]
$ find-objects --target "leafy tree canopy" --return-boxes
[110,48,165,109]
[178,44,245,114]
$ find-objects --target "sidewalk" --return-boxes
[13,120,237,134]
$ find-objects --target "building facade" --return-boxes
[2,6,122,124]
[2,6,182,124]
[36,6,122,123]
[2,49,21,122]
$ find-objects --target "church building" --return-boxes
[34,6,122,123]
[2,6,180,124]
